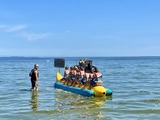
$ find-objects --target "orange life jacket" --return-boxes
[64,70,70,78]
[73,70,77,75]
[65,70,70,74]
[80,71,85,76]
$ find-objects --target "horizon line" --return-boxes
[0,55,160,58]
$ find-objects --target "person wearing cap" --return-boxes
[29,64,39,91]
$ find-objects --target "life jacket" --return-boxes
[64,70,70,77]
[65,70,70,74]
[73,70,77,75]
[80,70,85,76]
[96,72,102,78]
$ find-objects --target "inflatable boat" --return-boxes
[54,72,112,97]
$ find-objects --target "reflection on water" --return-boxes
[30,91,39,111]
[53,89,112,119]
[54,89,110,108]
[55,89,112,105]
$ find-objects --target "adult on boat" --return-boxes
[84,62,92,73]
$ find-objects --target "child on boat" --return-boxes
[60,66,70,84]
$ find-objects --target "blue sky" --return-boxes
[0,0,160,57]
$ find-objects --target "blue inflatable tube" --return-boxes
[54,82,94,97]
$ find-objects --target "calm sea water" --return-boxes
[0,57,160,120]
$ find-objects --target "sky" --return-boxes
[0,0,160,57]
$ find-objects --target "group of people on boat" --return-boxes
[60,59,103,89]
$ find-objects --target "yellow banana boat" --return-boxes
[54,72,112,97]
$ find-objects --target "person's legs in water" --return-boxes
[35,80,38,91]
[30,79,35,91]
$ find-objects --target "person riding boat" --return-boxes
[90,69,103,87]
[64,66,70,78]
[84,74,93,89]
[72,69,81,87]
[95,69,102,78]
[67,67,77,86]
[61,66,70,84]
[80,72,88,87]
[89,73,98,88]
[79,67,85,79]
[84,62,92,73]
[79,59,85,67]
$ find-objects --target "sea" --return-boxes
[0,56,160,120]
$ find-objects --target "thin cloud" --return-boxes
[0,24,51,41]
[6,25,27,32]
[0,24,27,32]
[22,32,51,41]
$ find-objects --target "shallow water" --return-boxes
[0,57,160,120]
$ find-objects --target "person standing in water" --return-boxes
[29,64,39,91]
